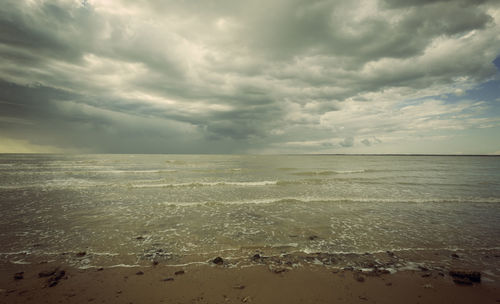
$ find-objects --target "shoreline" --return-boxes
[2,254,499,304]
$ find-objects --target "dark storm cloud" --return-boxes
[0,0,499,153]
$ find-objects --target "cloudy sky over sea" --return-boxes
[1,0,499,154]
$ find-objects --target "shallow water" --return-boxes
[0,154,499,276]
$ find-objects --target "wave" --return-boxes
[165,197,500,207]
[0,169,177,175]
[292,169,366,176]
[131,181,278,188]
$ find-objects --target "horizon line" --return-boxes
[0,152,499,157]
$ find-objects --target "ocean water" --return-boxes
[1,154,499,275]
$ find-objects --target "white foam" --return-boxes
[334,170,366,174]
[10,260,31,264]
[132,181,278,188]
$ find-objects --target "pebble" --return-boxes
[14,272,24,280]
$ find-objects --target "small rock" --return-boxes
[135,271,144,275]
[241,296,251,302]
[76,251,86,257]
[359,296,368,301]
[421,273,431,278]
[97,267,104,271]
[366,268,390,276]
[174,270,185,275]
[48,281,58,288]
[308,235,318,240]
[418,266,429,271]
[152,261,159,266]
[213,257,224,265]
[353,272,365,282]
[252,254,261,261]
[136,236,144,240]
[451,253,460,259]
[14,272,24,280]
[233,285,245,289]
[47,270,66,288]
[272,267,288,274]
[449,270,481,283]
[162,277,174,282]
[453,278,473,285]
[423,284,433,289]
[53,270,65,281]
[39,269,57,278]
[386,251,395,257]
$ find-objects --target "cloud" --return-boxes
[339,137,355,147]
[0,0,499,153]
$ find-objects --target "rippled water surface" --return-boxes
[1,154,499,274]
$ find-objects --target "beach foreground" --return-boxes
[2,259,499,304]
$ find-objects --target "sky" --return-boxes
[0,0,499,154]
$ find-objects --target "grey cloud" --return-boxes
[0,0,499,153]
[339,137,355,147]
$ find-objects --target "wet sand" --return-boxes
[1,259,499,304]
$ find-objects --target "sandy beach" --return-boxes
[2,255,499,304]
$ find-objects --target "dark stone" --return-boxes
[97,267,104,271]
[421,273,431,278]
[136,236,144,240]
[174,270,185,275]
[48,281,58,288]
[418,266,429,271]
[47,270,66,287]
[453,278,473,285]
[365,269,390,276]
[449,270,481,283]
[39,269,57,278]
[451,253,460,259]
[272,267,288,274]
[14,272,24,280]
[308,235,318,240]
[152,261,159,266]
[353,272,365,282]
[252,254,261,261]
[135,271,144,275]
[162,277,174,281]
[386,251,395,257]
[213,257,224,265]
[54,270,65,280]
[76,251,86,257]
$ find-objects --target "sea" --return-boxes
[1,154,499,278]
